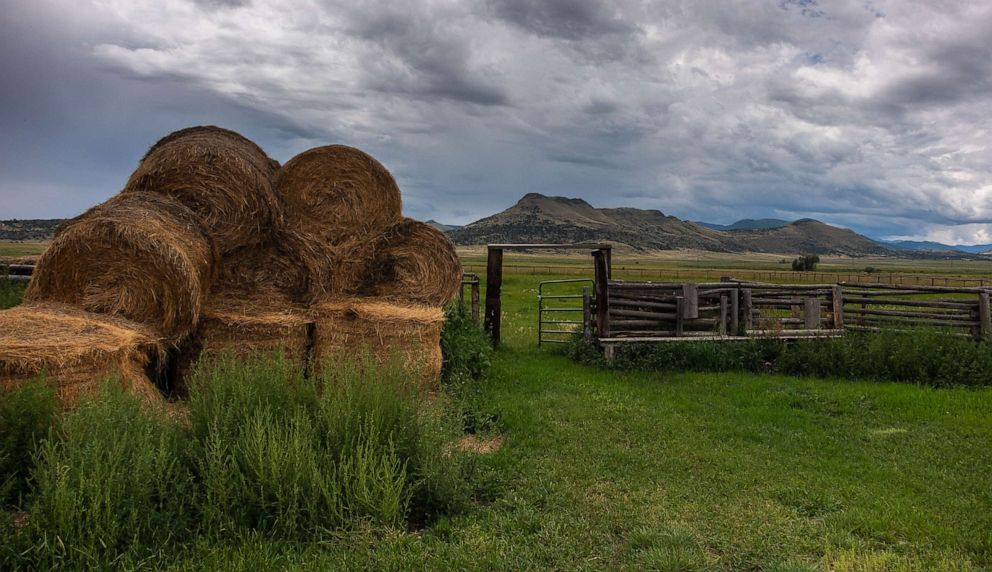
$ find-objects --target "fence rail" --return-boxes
[462,264,992,288]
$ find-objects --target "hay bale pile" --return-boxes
[1,126,461,403]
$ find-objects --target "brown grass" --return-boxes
[25,193,217,341]
[124,125,282,253]
[0,303,164,407]
[313,298,444,387]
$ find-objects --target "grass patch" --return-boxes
[0,278,25,309]
[568,329,992,387]
[2,354,474,569]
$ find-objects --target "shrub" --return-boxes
[21,384,191,569]
[575,329,992,388]
[440,304,492,388]
[185,352,470,539]
[0,377,57,507]
[0,278,25,309]
[791,254,820,272]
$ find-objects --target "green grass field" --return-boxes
[2,270,991,570]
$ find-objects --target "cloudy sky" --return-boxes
[2,0,991,244]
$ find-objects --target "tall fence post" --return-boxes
[804,298,821,330]
[675,296,685,336]
[831,285,844,330]
[730,288,740,335]
[742,288,753,332]
[594,249,610,339]
[484,247,503,347]
[682,283,699,319]
[979,291,991,341]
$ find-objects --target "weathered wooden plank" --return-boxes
[609,298,677,310]
[742,289,753,331]
[979,292,991,341]
[719,295,728,336]
[844,308,977,321]
[730,289,740,335]
[831,285,844,330]
[842,297,977,309]
[804,298,821,329]
[609,308,678,320]
[675,296,685,336]
[683,283,699,319]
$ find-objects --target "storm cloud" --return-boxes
[1,0,991,243]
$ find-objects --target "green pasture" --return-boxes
[2,270,991,570]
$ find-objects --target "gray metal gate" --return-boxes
[537,279,593,345]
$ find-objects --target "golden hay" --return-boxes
[124,125,282,253]
[172,294,313,391]
[313,298,444,388]
[25,193,217,341]
[333,218,462,306]
[0,303,164,408]
[275,145,403,247]
[214,226,317,304]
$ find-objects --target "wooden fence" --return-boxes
[594,277,992,356]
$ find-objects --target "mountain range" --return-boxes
[3,195,989,257]
[448,193,893,256]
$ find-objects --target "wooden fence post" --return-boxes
[831,285,844,330]
[730,288,740,335]
[742,289,753,332]
[594,249,610,339]
[682,283,699,319]
[719,294,728,336]
[675,296,685,336]
[804,298,821,330]
[979,292,991,341]
[483,247,503,347]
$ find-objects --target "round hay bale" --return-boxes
[173,293,313,392]
[124,125,282,253]
[313,299,444,387]
[214,226,317,304]
[0,303,165,408]
[25,193,217,341]
[275,145,403,247]
[337,219,462,306]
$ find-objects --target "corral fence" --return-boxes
[0,264,34,282]
[462,264,992,289]
[588,257,992,359]
[459,273,481,323]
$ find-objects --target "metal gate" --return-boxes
[537,279,593,345]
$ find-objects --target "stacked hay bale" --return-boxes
[1,125,462,403]
[0,303,164,407]
[277,146,461,384]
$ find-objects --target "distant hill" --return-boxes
[449,194,892,255]
[0,219,63,241]
[883,240,992,254]
[425,220,461,232]
[696,218,790,231]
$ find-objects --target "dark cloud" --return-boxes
[1,0,990,244]
[487,0,636,40]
